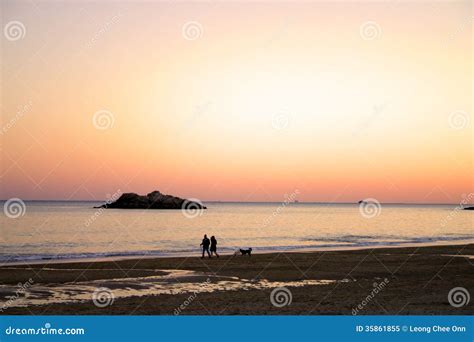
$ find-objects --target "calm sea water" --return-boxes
[0,201,472,263]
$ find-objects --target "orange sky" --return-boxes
[1,0,472,203]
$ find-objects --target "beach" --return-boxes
[1,244,472,315]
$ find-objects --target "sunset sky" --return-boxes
[1,0,472,203]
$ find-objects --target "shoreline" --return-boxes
[2,239,473,267]
[1,243,472,315]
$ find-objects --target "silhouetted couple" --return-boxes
[200,234,219,258]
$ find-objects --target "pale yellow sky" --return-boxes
[1,0,472,203]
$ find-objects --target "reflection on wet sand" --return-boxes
[0,269,338,308]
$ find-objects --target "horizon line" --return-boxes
[0,199,471,206]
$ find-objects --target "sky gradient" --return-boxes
[1,0,473,203]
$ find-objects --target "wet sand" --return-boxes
[0,244,472,315]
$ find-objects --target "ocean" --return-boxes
[0,201,472,264]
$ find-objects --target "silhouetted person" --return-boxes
[210,236,219,258]
[200,234,211,258]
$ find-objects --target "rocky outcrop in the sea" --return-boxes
[463,206,474,210]
[96,191,206,210]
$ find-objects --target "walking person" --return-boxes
[210,236,219,258]
[200,234,211,258]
